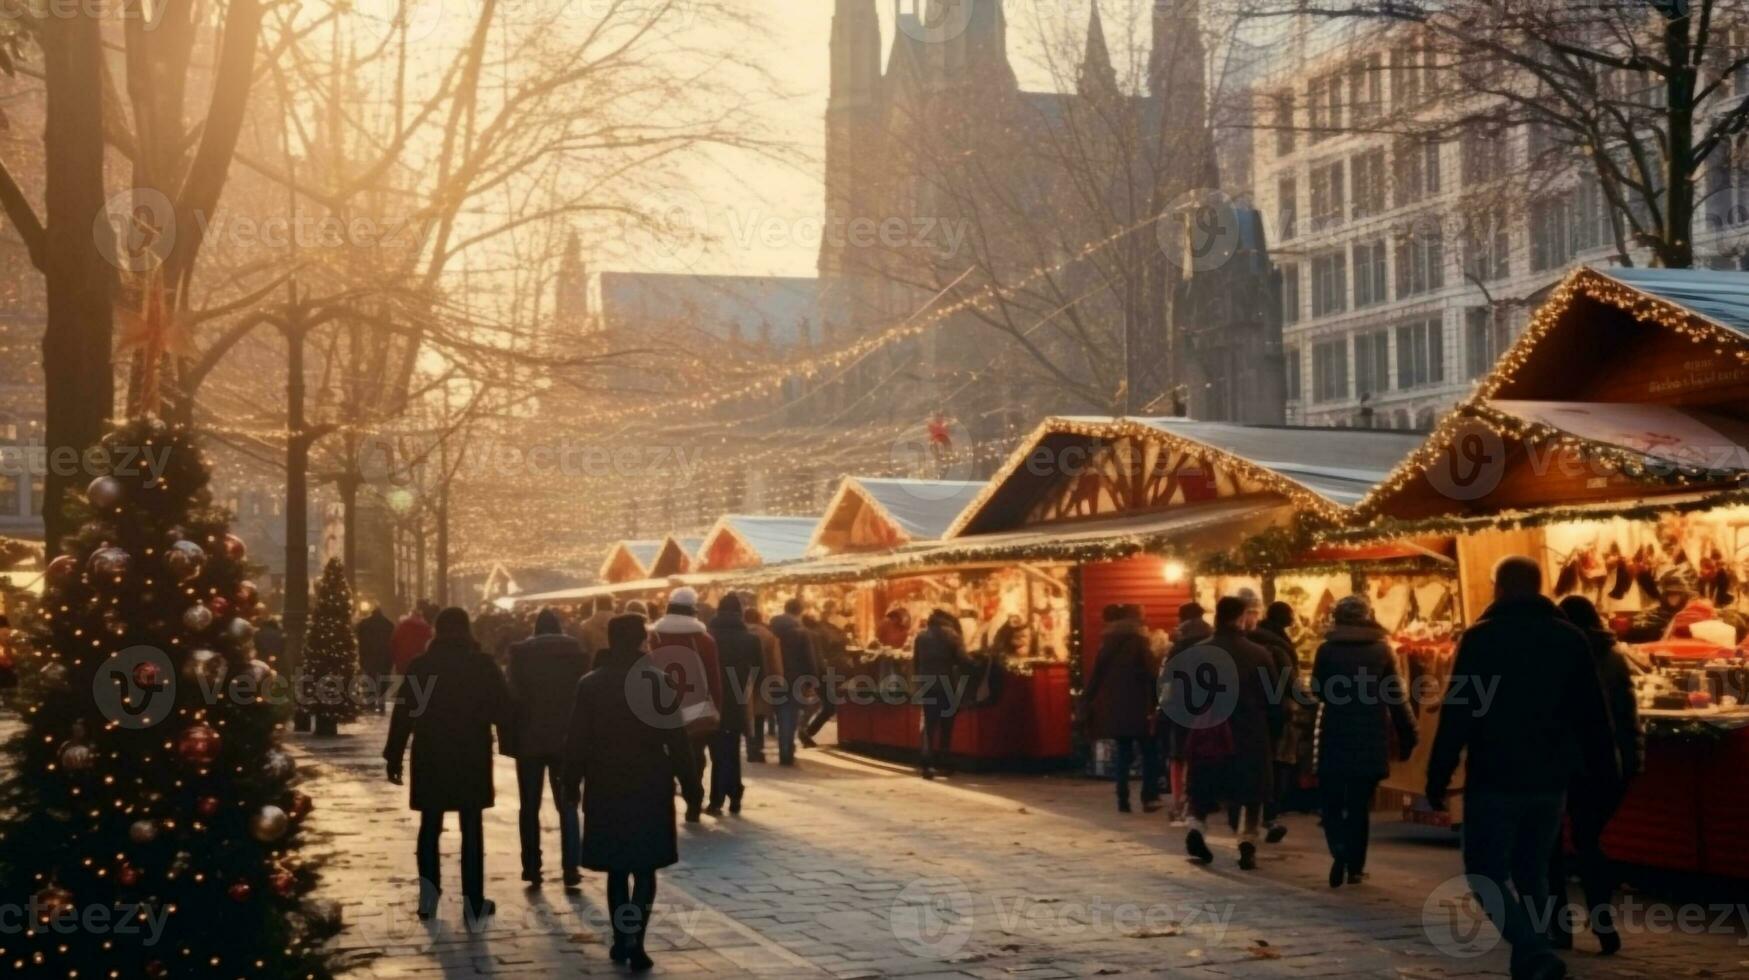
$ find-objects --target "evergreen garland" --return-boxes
[0,417,334,978]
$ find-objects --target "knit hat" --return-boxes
[669,586,699,610]
[1332,594,1374,627]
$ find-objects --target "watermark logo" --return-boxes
[890,875,974,958]
[93,645,176,730]
[630,191,711,269]
[889,416,975,488]
[1160,189,1242,274]
[97,187,176,274]
[1421,873,1505,959]
[625,647,709,731]
[1158,642,1240,731]
[1423,420,1507,502]
[898,0,976,44]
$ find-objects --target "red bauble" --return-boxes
[209,596,231,617]
[176,723,222,767]
[235,580,259,607]
[267,868,297,898]
[133,660,163,689]
[227,880,253,902]
[144,961,168,979]
[117,865,143,888]
[286,792,313,820]
[46,554,79,583]
[223,534,247,561]
[196,795,222,818]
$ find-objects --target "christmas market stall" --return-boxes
[940,416,1425,773]
[599,538,663,584]
[649,535,703,577]
[1348,265,1749,877]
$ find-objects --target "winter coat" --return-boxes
[1251,624,1302,765]
[913,623,973,709]
[1585,628,1640,783]
[1428,595,1619,801]
[563,647,703,872]
[383,637,513,812]
[746,620,783,717]
[707,612,764,734]
[1173,625,1283,805]
[356,611,395,676]
[505,612,591,760]
[1158,619,1214,760]
[389,615,434,674]
[579,610,614,664]
[648,613,723,711]
[771,614,821,683]
[1311,623,1417,781]
[1084,620,1156,739]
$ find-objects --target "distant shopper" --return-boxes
[384,607,513,927]
[1250,598,1302,843]
[742,598,783,763]
[802,604,851,746]
[390,602,435,675]
[769,599,819,766]
[580,596,615,665]
[1551,595,1640,955]
[505,607,590,888]
[356,606,395,713]
[913,609,973,780]
[1173,596,1282,871]
[1085,604,1159,813]
[1428,557,1619,980]
[1160,602,1211,824]
[648,588,720,814]
[1311,595,1416,887]
[706,593,764,815]
[563,614,704,971]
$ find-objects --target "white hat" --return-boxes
[669,587,699,609]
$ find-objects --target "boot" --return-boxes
[1185,829,1214,864]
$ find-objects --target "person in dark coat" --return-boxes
[506,607,590,888]
[1311,594,1417,887]
[769,600,819,766]
[356,607,395,714]
[1168,596,1283,871]
[1252,600,1303,843]
[706,593,764,814]
[562,614,703,972]
[913,608,974,779]
[1085,603,1160,812]
[383,607,513,926]
[1427,557,1619,980]
[1159,602,1212,823]
[1551,595,1640,955]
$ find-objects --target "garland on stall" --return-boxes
[1643,716,1741,744]
[1332,487,1749,544]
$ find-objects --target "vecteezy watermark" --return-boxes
[897,0,976,44]
[1422,873,1749,958]
[726,210,972,262]
[0,898,171,945]
[890,876,975,958]
[889,416,976,490]
[624,659,978,731]
[1422,420,1508,503]
[1158,189,1245,274]
[344,882,709,953]
[0,442,176,482]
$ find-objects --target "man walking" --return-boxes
[648,588,720,817]
[743,598,783,763]
[769,599,819,766]
[506,607,591,888]
[356,605,395,714]
[1427,556,1619,980]
[913,609,973,780]
[1084,604,1159,812]
[706,593,763,814]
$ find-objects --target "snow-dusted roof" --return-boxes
[700,515,819,569]
[1125,418,1425,508]
[856,478,985,539]
[1600,267,1749,340]
[597,539,662,582]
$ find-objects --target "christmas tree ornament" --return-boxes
[117,865,143,888]
[286,791,313,820]
[249,805,289,842]
[225,617,255,644]
[176,723,222,767]
[132,659,163,690]
[226,880,253,903]
[228,660,275,706]
[39,662,70,688]
[86,475,125,510]
[129,819,160,844]
[196,795,222,818]
[209,595,231,617]
[267,867,297,898]
[182,602,215,632]
[262,749,296,782]
[183,648,228,688]
[57,741,95,772]
[144,961,168,979]
[46,554,79,583]
[89,546,132,579]
[165,540,206,580]
[223,533,247,561]
[235,580,260,607]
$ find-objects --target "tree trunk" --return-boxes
[39,10,116,555]
[283,294,311,676]
[1663,12,1698,269]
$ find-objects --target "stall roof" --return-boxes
[649,535,703,576]
[597,539,663,583]
[697,515,819,570]
[948,416,1424,537]
[1601,267,1749,340]
[504,576,675,610]
[809,477,986,555]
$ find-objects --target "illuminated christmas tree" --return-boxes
[0,417,333,978]
[304,560,359,736]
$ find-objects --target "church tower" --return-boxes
[820,0,883,283]
[1077,3,1119,99]
[554,231,589,333]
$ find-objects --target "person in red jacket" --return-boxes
[391,602,436,675]
[647,587,719,822]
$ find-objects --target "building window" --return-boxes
[1311,160,1346,231]
[0,474,16,516]
[1285,345,1301,401]
[1311,249,1349,317]
[1465,306,1513,379]
[1353,239,1389,308]
[1309,71,1343,141]
[1274,92,1296,157]
[1395,224,1445,298]
[1391,45,1424,111]
[28,476,43,517]
[1278,176,1298,241]
[1312,338,1349,403]
[1393,137,1442,208]
[1460,125,1509,186]
[1463,208,1511,282]
[1396,316,1445,389]
[1349,54,1383,125]
[1351,149,1387,219]
[1354,328,1391,397]
[1280,262,1302,325]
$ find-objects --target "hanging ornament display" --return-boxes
[89,546,132,579]
[228,660,275,706]
[57,741,95,772]
[128,818,160,844]
[86,475,125,510]
[39,662,70,689]
[165,540,207,580]
[176,723,222,767]
[267,866,297,898]
[209,595,231,618]
[182,648,228,688]
[249,805,289,842]
[182,602,215,632]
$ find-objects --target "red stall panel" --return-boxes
[1079,556,1191,682]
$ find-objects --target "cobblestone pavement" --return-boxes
[297,716,1749,979]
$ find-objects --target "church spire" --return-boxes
[1078,2,1118,97]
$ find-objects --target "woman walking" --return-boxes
[564,614,704,971]
[383,607,514,925]
[1311,595,1416,887]
[1551,595,1638,954]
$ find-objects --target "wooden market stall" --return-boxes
[649,535,703,577]
[1349,265,1749,878]
[598,539,663,585]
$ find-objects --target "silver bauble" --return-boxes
[57,741,95,771]
[86,476,125,510]
[89,546,131,579]
[165,540,206,581]
[128,819,159,844]
[183,648,228,689]
[249,805,289,842]
[182,602,215,632]
[224,617,255,644]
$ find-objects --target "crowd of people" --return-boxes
[1086,556,1637,980]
